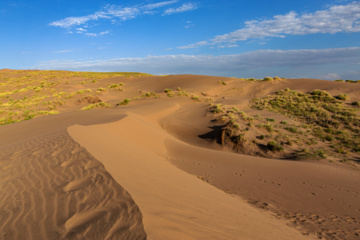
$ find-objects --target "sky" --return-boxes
[1,0,360,80]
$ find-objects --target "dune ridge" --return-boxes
[68,102,313,240]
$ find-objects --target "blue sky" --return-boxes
[1,0,360,79]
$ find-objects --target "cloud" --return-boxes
[49,1,196,36]
[179,1,360,49]
[85,30,110,37]
[49,5,138,29]
[34,47,360,79]
[144,0,179,10]
[54,50,73,53]
[163,3,198,15]
[317,73,342,80]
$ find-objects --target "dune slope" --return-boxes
[0,111,146,240]
[68,102,313,240]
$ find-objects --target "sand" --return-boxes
[1,74,360,239]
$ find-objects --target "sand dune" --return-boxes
[68,102,312,240]
[1,73,360,239]
[0,112,146,240]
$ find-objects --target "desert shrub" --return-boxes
[286,126,298,133]
[117,98,131,105]
[164,89,172,93]
[177,91,188,96]
[351,101,360,107]
[81,102,110,110]
[76,89,92,94]
[280,121,288,125]
[210,104,224,113]
[191,95,200,101]
[259,123,273,132]
[335,93,349,101]
[97,87,106,91]
[335,79,344,82]
[266,118,275,122]
[263,77,273,82]
[142,92,157,97]
[267,141,284,152]
[229,107,239,113]
[218,80,227,85]
[273,76,281,80]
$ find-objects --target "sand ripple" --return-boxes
[0,129,146,240]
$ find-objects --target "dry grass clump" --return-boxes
[267,141,284,152]
[117,98,131,106]
[142,92,158,98]
[81,102,110,110]
[191,95,201,101]
[209,104,224,114]
[263,77,273,82]
[335,93,349,101]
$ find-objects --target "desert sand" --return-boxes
[1,72,360,239]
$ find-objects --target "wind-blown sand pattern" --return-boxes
[0,128,146,240]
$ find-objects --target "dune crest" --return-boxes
[68,102,312,240]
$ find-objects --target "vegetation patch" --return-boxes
[81,102,110,110]
[252,88,360,159]
[117,98,131,105]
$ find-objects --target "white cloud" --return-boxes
[179,1,360,48]
[85,30,110,37]
[144,0,179,10]
[54,50,73,53]
[49,1,196,36]
[49,6,138,29]
[34,47,360,79]
[163,3,198,15]
[318,73,342,80]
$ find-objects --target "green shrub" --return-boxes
[351,101,360,107]
[258,135,265,140]
[118,98,131,105]
[142,92,157,98]
[267,141,284,152]
[191,95,200,101]
[263,77,273,81]
[177,91,188,96]
[218,80,227,85]
[335,93,349,101]
[286,126,298,133]
[210,104,224,113]
[164,89,172,93]
[259,123,273,132]
[81,102,110,110]
[76,89,92,94]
